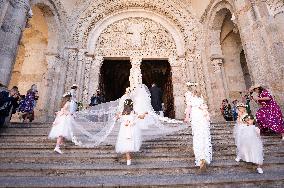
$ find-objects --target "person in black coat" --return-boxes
[89,89,105,106]
[0,86,19,127]
[149,83,163,115]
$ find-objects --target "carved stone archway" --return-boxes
[83,10,187,118]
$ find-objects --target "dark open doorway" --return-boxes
[99,59,131,102]
[141,60,175,118]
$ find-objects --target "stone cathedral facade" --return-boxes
[0,0,283,121]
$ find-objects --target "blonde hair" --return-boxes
[60,95,71,108]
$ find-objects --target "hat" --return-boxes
[71,84,78,89]
[186,81,198,86]
[249,84,261,92]
[63,92,72,97]
[236,102,247,108]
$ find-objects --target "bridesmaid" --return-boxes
[250,84,284,140]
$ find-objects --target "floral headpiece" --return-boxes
[124,99,133,106]
[242,114,255,122]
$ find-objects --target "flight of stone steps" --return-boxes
[0,122,283,187]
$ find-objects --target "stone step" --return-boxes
[0,152,281,165]
[1,121,282,187]
[1,169,282,188]
[0,159,282,177]
[0,135,281,145]
[0,142,282,153]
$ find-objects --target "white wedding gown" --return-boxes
[190,96,212,166]
[71,84,188,148]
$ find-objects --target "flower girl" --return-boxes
[189,89,212,173]
[236,115,264,174]
[48,92,75,154]
[233,103,248,162]
[115,99,147,165]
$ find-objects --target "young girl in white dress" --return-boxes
[48,93,75,154]
[236,115,264,174]
[233,103,248,162]
[115,99,147,165]
[189,89,212,173]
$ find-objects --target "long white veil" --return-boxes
[72,84,188,147]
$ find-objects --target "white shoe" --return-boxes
[127,159,131,166]
[235,157,241,162]
[54,147,63,154]
[257,168,263,174]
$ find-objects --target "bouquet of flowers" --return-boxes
[77,101,84,111]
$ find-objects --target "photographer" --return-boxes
[0,86,19,128]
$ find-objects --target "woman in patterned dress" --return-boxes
[19,84,38,122]
[250,84,284,140]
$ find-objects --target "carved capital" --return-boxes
[211,58,223,73]
[94,56,104,64]
[168,56,177,66]
[130,56,142,66]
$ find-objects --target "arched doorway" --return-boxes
[219,10,252,99]
[9,4,58,120]
[141,60,175,118]
[99,59,131,102]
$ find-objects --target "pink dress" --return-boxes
[256,90,284,133]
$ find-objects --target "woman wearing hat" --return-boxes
[250,85,284,139]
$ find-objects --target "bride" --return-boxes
[71,84,188,148]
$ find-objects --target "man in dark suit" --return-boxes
[89,89,105,106]
[0,86,19,128]
[149,83,163,115]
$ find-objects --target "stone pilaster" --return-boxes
[82,55,93,105]
[129,56,143,90]
[88,56,103,102]
[169,56,186,119]
[252,1,284,104]
[0,0,30,85]
[233,1,268,85]
[76,49,86,100]
[0,0,9,25]
[210,56,227,118]
[44,53,61,119]
[64,48,78,91]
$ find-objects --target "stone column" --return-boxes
[0,0,30,85]
[88,56,103,102]
[129,56,143,90]
[44,53,60,119]
[82,55,93,105]
[64,48,78,91]
[0,0,9,25]
[54,50,69,112]
[210,56,227,117]
[169,56,187,119]
[252,1,284,105]
[233,1,268,85]
[75,49,86,100]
